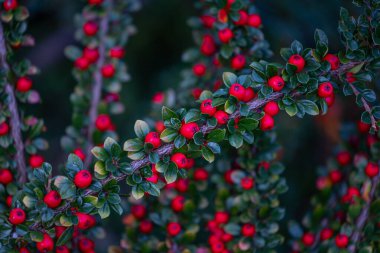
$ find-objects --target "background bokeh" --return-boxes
[23,0,365,251]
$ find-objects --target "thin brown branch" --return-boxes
[84,0,112,168]
[0,22,27,183]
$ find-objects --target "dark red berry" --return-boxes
[200,99,217,116]
[43,190,62,209]
[9,208,26,225]
[268,76,285,92]
[74,170,93,189]
[145,132,161,149]
[288,54,305,73]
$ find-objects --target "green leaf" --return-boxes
[229,134,243,148]
[224,99,236,114]
[207,142,221,154]
[160,128,178,143]
[91,147,109,161]
[285,104,298,117]
[314,29,328,46]
[291,40,303,54]
[201,146,215,163]
[222,72,237,87]
[134,120,150,138]
[54,176,76,199]
[164,162,178,183]
[99,203,111,219]
[362,89,376,103]
[207,129,226,142]
[162,106,178,121]
[224,223,241,236]
[30,231,44,242]
[123,138,144,152]
[132,185,144,200]
[296,72,309,84]
[174,135,186,149]
[66,154,83,172]
[184,109,201,123]
[237,118,259,131]
[56,226,74,246]
[298,100,319,116]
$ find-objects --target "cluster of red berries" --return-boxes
[300,231,349,249]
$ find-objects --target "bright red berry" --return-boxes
[101,64,115,78]
[336,151,351,166]
[9,208,26,225]
[95,114,111,131]
[171,196,185,212]
[231,54,246,70]
[357,121,370,133]
[215,211,229,224]
[323,54,340,70]
[218,9,228,23]
[247,14,261,28]
[167,222,181,236]
[18,247,29,253]
[263,101,280,116]
[109,46,125,59]
[155,121,165,133]
[320,228,334,241]
[241,224,256,237]
[234,10,248,26]
[74,170,93,189]
[83,21,98,36]
[131,204,146,219]
[200,99,217,116]
[0,169,13,184]
[16,77,32,92]
[329,170,342,184]
[318,82,333,98]
[200,35,216,56]
[268,76,285,92]
[139,220,153,234]
[200,15,216,28]
[365,162,379,178]
[193,168,208,181]
[218,28,233,43]
[171,153,188,169]
[193,63,206,77]
[75,212,96,230]
[73,148,86,161]
[260,114,274,131]
[83,47,99,64]
[242,87,256,102]
[288,54,305,73]
[342,187,360,203]
[74,57,89,70]
[36,234,54,252]
[179,122,199,139]
[214,110,229,125]
[78,237,95,252]
[0,122,9,136]
[3,0,17,11]
[29,154,44,168]
[145,132,161,149]
[229,83,245,101]
[241,177,254,190]
[302,232,315,247]
[175,178,189,192]
[88,0,103,4]
[43,190,62,209]
[335,234,349,248]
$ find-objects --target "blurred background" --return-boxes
[23,0,365,251]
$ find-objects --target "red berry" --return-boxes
[155,121,165,133]
[192,88,202,99]
[218,9,228,23]
[231,55,246,70]
[357,121,370,133]
[83,21,98,36]
[88,0,103,4]
[139,220,153,234]
[336,151,351,166]
[320,228,334,241]
[131,204,146,219]
[175,178,189,192]
[146,172,159,183]
[241,177,254,190]
[193,63,206,77]
[0,168,13,184]
[335,234,349,248]
[29,154,44,169]
[74,57,89,70]
[329,170,342,184]
[302,232,315,247]
[211,241,225,253]
[218,28,233,43]
[263,101,279,116]
[229,83,245,101]
[323,54,340,70]
[0,122,9,136]
[200,99,217,116]
[78,237,94,252]
[179,122,199,139]
[43,190,62,209]
[56,245,70,253]
[145,132,161,149]
[325,93,335,107]
[260,114,274,131]
[200,15,216,28]
[171,195,185,212]
[167,222,181,236]
[288,54,305,73]
[247,14,261,28]
[152,92,164,104]
[9,208,26,225]
[36,234,54,252]
[365,162,379,178]
[83,47,99,64]
[3,0,17,11]
[75,212,96,230]
[200,35,216,56]
[95,114,111,131]
[171,153,188,169]
[214,110,229,125]
[318,82,333,98]
[16,77,32,92]
[194,168,209,181]
[234,10,248,26]
[6,195,12,207]
[73,148,86,161]
[19,247,29,253]
[342,187,360,203]
[242,87,256,102]
[109,46,125,59]
[55,226,66,238]
[74,170,93,189]
[268,76,285,92]
[101,64,115,78]
[346,72,356,83]
[215,211,229,224]
[241,224,256,237]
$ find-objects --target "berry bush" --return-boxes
[0,0,380,252]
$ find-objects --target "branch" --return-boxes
[84,0,112,168]
[0,22,27,183]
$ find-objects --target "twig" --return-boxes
[0,22,27,183]
[84,0,112,168]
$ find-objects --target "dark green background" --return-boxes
[23,0,362,251]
